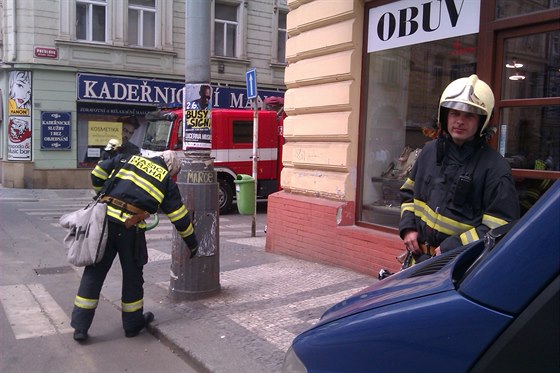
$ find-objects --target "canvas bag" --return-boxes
[59,200,108,266]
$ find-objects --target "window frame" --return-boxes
[214,2,239,57]
[128,0,157,48]
[273,7,288,64]
[76,0,108,43]
[211,0,247,59]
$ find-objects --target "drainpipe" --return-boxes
[7,0,17,62]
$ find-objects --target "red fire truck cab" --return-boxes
[141,106,284,214]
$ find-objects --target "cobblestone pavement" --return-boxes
[0,186,376,372]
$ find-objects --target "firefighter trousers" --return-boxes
[71,220,147,333]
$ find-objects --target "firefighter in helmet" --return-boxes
[99,138,121,161]
[398,75,519,268]
[71,150,198,341]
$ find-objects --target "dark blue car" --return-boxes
[284,181,560,373]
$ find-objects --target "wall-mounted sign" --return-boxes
[34,47,59,59]
[76,73,283,109]
[41,112,71,150]
[368,0,481,53]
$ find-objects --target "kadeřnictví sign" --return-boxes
[76,73,283,110]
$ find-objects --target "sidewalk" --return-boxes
[0,186,376,372]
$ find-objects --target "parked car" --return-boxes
[283,181,559,373]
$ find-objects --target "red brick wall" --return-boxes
[266,191,404,276]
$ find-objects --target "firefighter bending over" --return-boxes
[71,150,198,342]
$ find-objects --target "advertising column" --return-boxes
[7,71,32,161]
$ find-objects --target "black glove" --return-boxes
[183,233,198,259]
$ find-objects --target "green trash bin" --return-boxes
[234,174,255,215]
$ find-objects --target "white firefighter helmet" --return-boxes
[104,138,121,151]
[438,74,495,137]
[162,150,181,176]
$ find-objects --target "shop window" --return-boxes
[76,103,154,168]
[214,3,238,57]
[500,30,560,170]
[496,0,560,19]
[128,0,156,48]
[500,105,559,171]
[501,30,560,100]
[359,35,478,228]
[76,0,106,42]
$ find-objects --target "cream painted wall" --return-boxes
[283,0,364,201]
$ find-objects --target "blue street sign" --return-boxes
[246,69,257,99]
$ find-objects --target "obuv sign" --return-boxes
[368,0,480,53]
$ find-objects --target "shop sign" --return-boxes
[41,112,71,150]
[368,0,481,53]
[76,73,283,109]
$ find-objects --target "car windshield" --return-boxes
[142,119,172,151]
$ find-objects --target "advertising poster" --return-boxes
[183,83,212,151]
[87,121,122,145]
[8,71,32,160]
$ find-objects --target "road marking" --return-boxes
[0,284,73,339]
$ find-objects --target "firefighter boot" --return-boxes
[125,312,154,338]
[73,329,89,342]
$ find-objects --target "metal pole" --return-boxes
[170,0,220,301]
[251,98,258,237]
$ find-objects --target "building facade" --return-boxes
[0,0,287,188]
[266,0,560,275]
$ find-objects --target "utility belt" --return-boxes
[100,196,150,229]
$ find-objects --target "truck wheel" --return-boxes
[218,178,234,215]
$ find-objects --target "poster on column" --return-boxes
[8,71,32,160]
[183,83,212,151]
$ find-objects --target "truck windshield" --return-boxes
[142,119,173,151]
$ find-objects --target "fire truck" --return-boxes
[140,98,285,214]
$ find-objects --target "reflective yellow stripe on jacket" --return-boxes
[116,169,165,203]
[414,199,474,236]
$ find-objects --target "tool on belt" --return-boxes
[100,196,150,229]
[397,242,435,269]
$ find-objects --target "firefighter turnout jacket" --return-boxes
[91,154,196,248]
[399,137,519,254]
